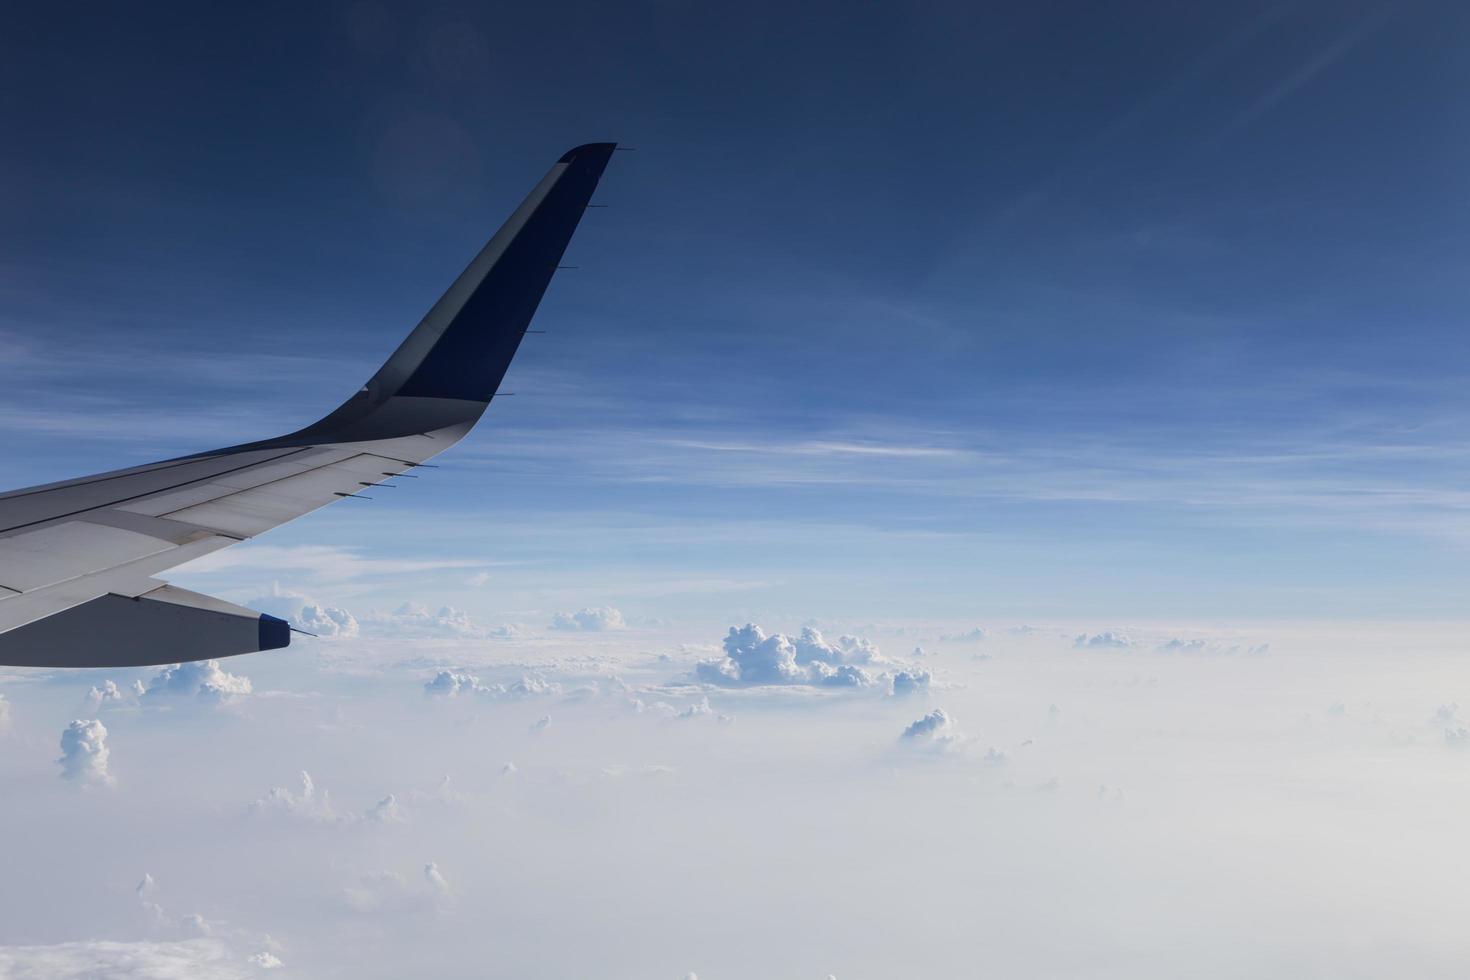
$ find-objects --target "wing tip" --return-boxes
[259,614,291,652]
[559,141,618,163]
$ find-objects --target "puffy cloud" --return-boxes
[1073,631,1133,649]
[136,873,162,924]
[627,694,730,723]
[85,680,125,710]
[265,594,488,639]
[248,771,402,824]
[145,661,252,703]
[374,602,483,638]
[136,874,213,937]
[507,675,562,697]
[0,939,253,979]
[249,585,356,637]
[807,662,874,687]
[941,627,988,642]
[902,708,954,739]
[365,794,404,824]
[530,714,552,733]
[677,697,713,719]
[370,603,525,640]
[792,627,880,666]
[424,670,482,697]
[550,606,626,631]
[698,625,802,685]
[248,951,284,970]
[297,603,359,637]
[58,719,111,784]
[423,670,561,699]
[900,708,969,752]
[696,624,879,688]
[890,669,932,696]
[248,771,335,822]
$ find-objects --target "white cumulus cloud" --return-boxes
[58,718,111,784]
[423,670,562,699]
[84,680,125,710]
[248,950,284,969]
[900,708,969,753]
[365,794,404,824]
[550,606,626,631]
[297,603,359,637]
[248,771,335,822]
[696,624,879,688]
[890,669,932,696]
[145,661,252,703]
[1074,631,1134,649]
[249,771,406,824]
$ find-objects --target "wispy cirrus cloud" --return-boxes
[174,545,498,582]
[663,438,967,459]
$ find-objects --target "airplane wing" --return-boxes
[0,142,617,668]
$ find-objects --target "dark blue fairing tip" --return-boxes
[559,142,617,162]
[259,614,292,651]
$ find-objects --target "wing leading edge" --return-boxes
[0,142,617,668]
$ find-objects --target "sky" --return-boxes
[2,1,1470,977]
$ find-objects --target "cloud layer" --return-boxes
[550,606,626,631]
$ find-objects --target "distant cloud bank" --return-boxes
[550,606,626,631]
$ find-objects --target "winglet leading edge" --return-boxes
[262,141,618,447]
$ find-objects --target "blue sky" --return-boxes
[3,0,1469,623]
[9,6,1470,978]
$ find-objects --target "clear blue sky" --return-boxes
[2,0,1468,624]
